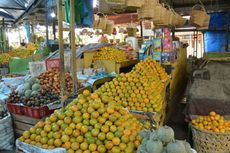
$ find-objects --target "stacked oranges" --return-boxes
[192,112,230,133]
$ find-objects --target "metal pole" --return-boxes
[58,0,66,100]
[70,0,77,94]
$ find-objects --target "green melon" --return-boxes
[31,91,39,96]
[166,140,187,153]
[32,83,41,91]
[156,126,175,144]
[24,83,31,90]
[146,139,163,153]
[25,90,32,97]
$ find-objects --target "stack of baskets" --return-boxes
[191,125,230,153]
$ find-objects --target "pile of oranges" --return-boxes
[97,57,169,112]
[192,112,230,133]
[20,90,143,153]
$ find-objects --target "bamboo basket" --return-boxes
[191,125,230,153]
[98,0,111,14]
[190,4,207,27]
[105,0,126,12]
[125,0,144,8]
[176,16,186,27]
[152,3,163,24]
[103,20,114,35]
[157,4,170,26]
[139,0,159,19]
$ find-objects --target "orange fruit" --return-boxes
[71,142,80,150]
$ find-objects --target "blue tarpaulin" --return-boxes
[209,12,229,30]
[204,32,230,52]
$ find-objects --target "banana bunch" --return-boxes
[0,53,11,64]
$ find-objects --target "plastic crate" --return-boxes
[23,105,54,119]
[45,58,60,70]
[7,103,24,115]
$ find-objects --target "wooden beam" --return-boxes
[70,0,77,93]
[58,0,66,101]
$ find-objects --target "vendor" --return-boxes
[20,39,26,47]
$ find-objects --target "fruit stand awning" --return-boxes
[0,0,34,22]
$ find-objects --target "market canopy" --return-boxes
[0,0,35,23]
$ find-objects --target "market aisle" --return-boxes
[167,98,188,140]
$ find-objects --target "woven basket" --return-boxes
[198,14,210,29]
[98,15,108,30]
[98,0,111,14]
[151,3,163,25]
[158,4,170,26]
[191,125,230,153]
[125,0,144,8]
[103,20,114,34]
[140,0,159,19]
[176,16,186,27]
[190,4,207,26]
[105,0,126,13]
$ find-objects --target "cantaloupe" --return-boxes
[146,139,163,153]
[157,126,175,144]
[166,140,187,153]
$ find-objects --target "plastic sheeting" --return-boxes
[0,0,34,20]
[209,12,229,30]
[204,32,230,52]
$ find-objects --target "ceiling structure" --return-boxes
[0,0,229,26]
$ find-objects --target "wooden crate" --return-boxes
[11,113,43,137]
[94,60,139,73]
[84,51,97,68]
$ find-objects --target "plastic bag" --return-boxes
[16,139,66,153]
[0,82,12,95]
[0,113,14,150]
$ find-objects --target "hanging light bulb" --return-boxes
[51,9,56,18]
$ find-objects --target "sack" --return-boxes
[16,139,66,153]
[190,4,207,27]
[0,113,14,150]
[29,61,46,77]
[125,0,144,8]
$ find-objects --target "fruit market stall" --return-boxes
[15,57,173,153]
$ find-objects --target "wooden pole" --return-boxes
[70,0,77,93]
[57,0,66,101]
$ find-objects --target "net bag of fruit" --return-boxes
[16,139,66,153]
[0,113,14,150]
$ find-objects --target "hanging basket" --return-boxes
[98,0,111,14]
[105,0,126,13]
[139,0,159,19]
[98,14,108,30]
[93,14,100,29]
[198,14,210,29]
[125,0,144,8]
[190,4,207,27]
[103,20,114,35]
[176,16,186,27]
[127,24,137,36]
[157,4,170,26]
[152,3,163,25]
